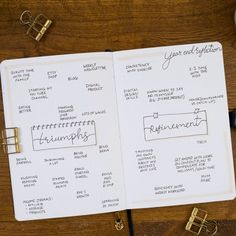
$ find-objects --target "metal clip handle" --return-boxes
[1,127,20,154]
[185,208,217,235]
[19,10,52,41]
[20,10,34,26]
[114,212,124,231]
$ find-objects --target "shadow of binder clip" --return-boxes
[20,10,52,41]
[1,128,20,154]
[185,208,217,235]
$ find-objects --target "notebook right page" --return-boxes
[113,42,235,209]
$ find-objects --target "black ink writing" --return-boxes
[145,114,206,135]
[162,44,221,70]
[34,128,94,145]
[143,110,208,141]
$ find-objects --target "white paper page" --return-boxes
[1,52,126,220]
[113,42,235,209]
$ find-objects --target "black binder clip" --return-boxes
[20,10,52,41]
[1,127,20,154]
[185,208,217,235]
[114,212,124,231]
[229,110,236,128]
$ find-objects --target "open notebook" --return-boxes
[0,42,235,221]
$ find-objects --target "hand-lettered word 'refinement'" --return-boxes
[143,109,208,141]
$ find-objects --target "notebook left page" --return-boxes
[0,52,126,220]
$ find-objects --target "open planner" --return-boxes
[0,42,235,221]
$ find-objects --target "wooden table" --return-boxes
[0,0,236,235]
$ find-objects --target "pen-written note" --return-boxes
[1,52,128,220]
[162,43,222,70]
[113,42,234,208]
[31,121,97,151]
[1,43,234,220]
[143,109,208,141]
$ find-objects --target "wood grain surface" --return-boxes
[0,0,236,235]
